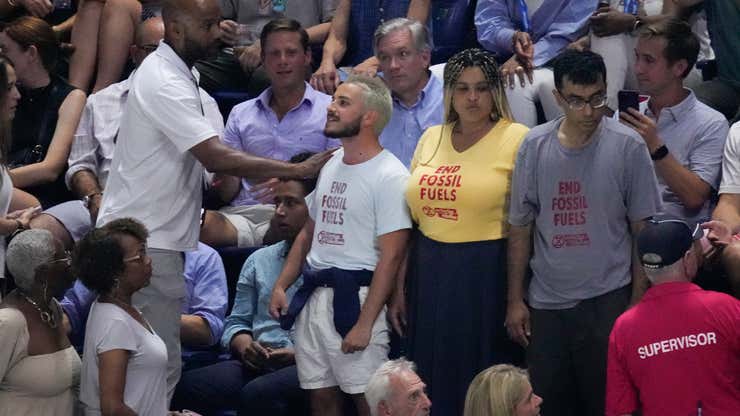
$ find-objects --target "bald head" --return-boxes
[131,17,165,67]
[161,0,222,66]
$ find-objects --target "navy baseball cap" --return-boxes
[637,219,703,269]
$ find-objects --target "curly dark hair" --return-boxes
[72,218,149,295]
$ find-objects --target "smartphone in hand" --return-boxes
[618,90,640,113]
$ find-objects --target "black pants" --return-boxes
[528,285,631,416]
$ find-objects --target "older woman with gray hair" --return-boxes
[0,229,80,415]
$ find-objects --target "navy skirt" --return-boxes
[406,231,522,415]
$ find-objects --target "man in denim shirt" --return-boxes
[172,154,316,415]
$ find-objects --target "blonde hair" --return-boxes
[443,48,513,123]
[463,364,530,416]
[343,74,393,135]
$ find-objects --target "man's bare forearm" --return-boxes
[180,315,213,347]
[70,169,103,199]
[712,194,740,234]
[630,221,649,303]
[507,224,532,302]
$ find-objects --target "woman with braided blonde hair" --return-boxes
[390,48,529,414]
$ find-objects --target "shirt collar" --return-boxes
[392,70,438,110]
[642,281,701,302]
[256,82,315,112]
[646,88,697,123]
[155,40,200,84]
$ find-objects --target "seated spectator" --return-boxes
[0,52,43,278]
[463,364,542,416]
[74,218,169,415]
[61,242,228,370]
[365,358,432,416]
[311,0,431,94]
[703,121,740,297]
[194,0,337,96]
[200,18,337,248]
[589,1,714,109]
[1,229,80,415]
[475,0,595,127]
[672,0,740,122]
[0,16,86,208]
[173,154,315,415]
[374,18,443,168]
[67,0,162,92]
[30,17,222,251]
[606,219,740,415]
[618,18,727,224]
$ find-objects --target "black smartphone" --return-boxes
[618,90,640,113]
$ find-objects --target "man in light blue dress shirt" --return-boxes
[172,155,317,415]
[375,18,443,168]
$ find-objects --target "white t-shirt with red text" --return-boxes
[306,148,411,271]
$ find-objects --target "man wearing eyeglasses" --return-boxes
[506,50,662,415]
[605,219,740,416]
[619,19,728,225]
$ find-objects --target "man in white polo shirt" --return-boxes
[96,0,332,398]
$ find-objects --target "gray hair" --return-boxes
[373,18,433,56]
[366,358,418,416]
[6,229,56,291]
[344,74,393,135]
[644,256,688,283]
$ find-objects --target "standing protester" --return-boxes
[505,50,661,415]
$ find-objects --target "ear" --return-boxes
[420,48,431,67]
[362,109,379,130]
[672,59,689,79]
[129,45,138,62]
[27,44,39,62]
[552,88,566,108]
[378,400,390,415]
[682,246,698,280]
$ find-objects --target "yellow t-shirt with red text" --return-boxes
[406,120,528,243]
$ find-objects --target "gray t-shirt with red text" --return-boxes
[508,117,661,309]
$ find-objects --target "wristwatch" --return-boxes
[83,192,103,208]
[651,145,669,161]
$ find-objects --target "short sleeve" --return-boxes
[719,123,740,195]
[687,117,728,190]
[508,138,538,226]
[605,322,639,416]
[625,141,661,222]
[94,316,138,355]
[375,167,412,236]
[306,189,318,221]
[139,79,218,153]
[0,309,27,381]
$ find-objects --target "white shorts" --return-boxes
[294,287,389,394]
[218,204,275,247]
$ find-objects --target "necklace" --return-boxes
[20,292,58,329]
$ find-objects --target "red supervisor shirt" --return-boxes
[606,282,740,416]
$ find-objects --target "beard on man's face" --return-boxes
[324,117,362,138]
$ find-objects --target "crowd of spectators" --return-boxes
[0,0,739,415]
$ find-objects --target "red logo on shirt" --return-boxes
[317,231,345,245]
[422,206,459,221]
[552,233,590,248]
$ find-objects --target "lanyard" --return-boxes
[518,0,531,33]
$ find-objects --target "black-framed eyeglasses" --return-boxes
[49,250,72,267]
[647,219,703,241]
[557,90,608,111]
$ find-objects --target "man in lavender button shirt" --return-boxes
[201,18,338,248]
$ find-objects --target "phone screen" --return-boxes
[618,90,640,113]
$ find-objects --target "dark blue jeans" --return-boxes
[172,360,307,416]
